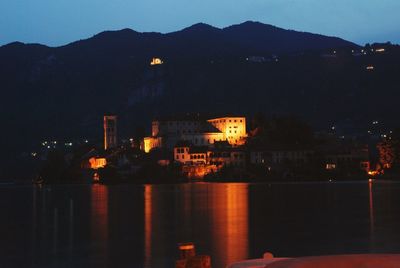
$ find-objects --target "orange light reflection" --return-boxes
[211,184,249,266]
[91,184,109,245]
[144,185,152,268]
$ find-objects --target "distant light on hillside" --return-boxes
[150,57,163,66]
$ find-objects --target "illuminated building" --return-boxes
[207,117,247,146]
[325,163,336,170]
[143,136,162,153]
[89,157,107,169]
[143,115,247,153]
[150,57,163,66]
[104,115,117,150]
[80,149,108,170]
[324,146,369,173]
[174,142,208,165]
[174,140,246,178]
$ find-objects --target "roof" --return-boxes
[214,140,230,148]
[189,146,209,154]
[153,113,207,122]
[153,113,246,123]
[175,140,193,147]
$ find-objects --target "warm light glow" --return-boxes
[326,163,336,170]
[179,244,195,250]
[150,57,163,66]
[143,137,162,153]
[104,115,117,150]
[375,48,385,52]
[366,66,374,70]
[144,185,152,268]
[91,184,108,251]
[89,157,107,169]
[207,117,247,146]
[368,170,379,176]
[211,184,248,266]
[93,172,100,182]
[369,180,375,244]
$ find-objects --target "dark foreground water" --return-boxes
[1,181,400,268]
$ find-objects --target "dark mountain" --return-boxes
[1,21,399,179]
[223,21,356,53]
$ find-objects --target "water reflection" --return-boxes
[210,184,249,267]
[142,183,249,268]
[369,181,375,246]
[144,184,152,268]
[90,184,109,263]
[4,182,400,268]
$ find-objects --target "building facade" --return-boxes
[104,115,117,150]
[143,115,247,153]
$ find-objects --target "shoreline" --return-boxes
[2,176,400,187]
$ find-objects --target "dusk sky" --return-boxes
[1,0,399,47]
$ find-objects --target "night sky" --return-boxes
[1,0,399,46]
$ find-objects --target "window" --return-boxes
[176,155,179,159]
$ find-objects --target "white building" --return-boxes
[143,115,247,153]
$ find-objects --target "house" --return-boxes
[173,140,246,178]
[250,146,314,168]
[323,146,370,173]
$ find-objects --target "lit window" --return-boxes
[326,164,336,170]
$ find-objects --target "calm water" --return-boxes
[1,181,400,268]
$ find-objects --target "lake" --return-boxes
[1,181,400,268]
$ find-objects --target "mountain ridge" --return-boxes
[0,21,358,49]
